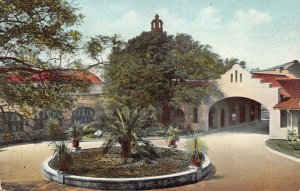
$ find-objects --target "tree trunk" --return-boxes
[162,99,170,125]
[121,138,132,158]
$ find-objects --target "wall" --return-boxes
[217,64,285,138]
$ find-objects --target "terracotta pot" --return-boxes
[192,158,202,167]
[71,139,79,148]
[168,140,177,148]
[58,162,68,171]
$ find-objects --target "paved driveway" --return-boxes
[0,122,299,191]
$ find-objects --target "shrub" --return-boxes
[82,123,97,135]
[287,129,298,143]
[46,118,65,141]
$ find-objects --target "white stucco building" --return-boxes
[176,61,300,139]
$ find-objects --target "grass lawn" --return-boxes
[265,139,300,159]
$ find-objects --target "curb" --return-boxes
[264,144,300,163]
[41,148,211,190]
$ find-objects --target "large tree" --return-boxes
[0,0,121,136]
[0,1,122,114]
[0,0,86,112]
[104,32,229,124]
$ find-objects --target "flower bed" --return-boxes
[42,147,211,190]
[49,147,190,178]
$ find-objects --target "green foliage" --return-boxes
[295,141,300,150]
[165,126,180,143]
[102,106,158,157]
[0,0,106,113]
[103,32,234,110]
[266,139,300,159]
[66,121,84,140]
[82,123,97,135]
[222,58,246,72]
[46,118,65,141]
[184,133,208,160]
[288,129,298,144]
[51,141,72,167]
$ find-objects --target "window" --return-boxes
[72,107,95,125]
[240,73,242,82]
[235,70,238,82]
[280,110,287,128]
[193,108,198,123]
[35,110,62,129]
[0,112,23,132]
[230,74,233,82]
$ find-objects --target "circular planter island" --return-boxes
[41,147,211,190]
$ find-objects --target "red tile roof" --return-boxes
[72,71,102,84]
[8,70,102,84]
[251,72,289,87]
[274,79,300,110]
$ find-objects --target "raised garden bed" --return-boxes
[49,147,190,178]
[42,146,211,190]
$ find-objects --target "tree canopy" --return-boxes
[0,0,118,115]
[103,31,242,124]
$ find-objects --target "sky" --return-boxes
[73,0,300,70]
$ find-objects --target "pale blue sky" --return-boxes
[73,0,300,69]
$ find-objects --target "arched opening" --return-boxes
[72,107,95,125]
[0,112,23,132]
[239,105,246,123]
[34,110,62,129]
[220,109,225,127]
[209,107,217,128]
[208,97,269,134]
[171,108,185,129]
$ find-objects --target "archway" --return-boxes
[171,108,185,129]
[208,107,218,128]
[220,109,225,127]
[208,97,269,134]
[72,107,95,125]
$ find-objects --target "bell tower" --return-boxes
[151,14,163,33]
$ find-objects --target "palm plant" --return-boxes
[184,133,208,167]
[102,106,157,158]
[165,126,180,148]
[51,141,72,171]
[67,121,83,148]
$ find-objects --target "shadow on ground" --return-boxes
[202,163,223,181]
[2,180,92,191]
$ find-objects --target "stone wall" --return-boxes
[41,152,211,190]
[0,129,48,146]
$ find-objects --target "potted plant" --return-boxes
[51,142,72,172]
[165,126,180,148]
[184,133,208,167]
[67,121,83,148]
